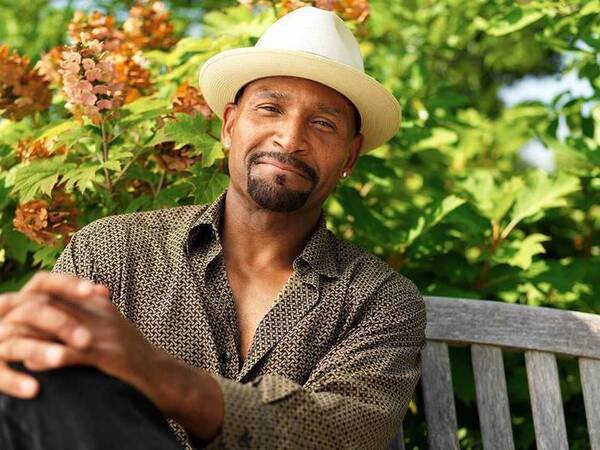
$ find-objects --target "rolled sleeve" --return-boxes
[203,273,426,449]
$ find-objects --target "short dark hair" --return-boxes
[233,83,362,136]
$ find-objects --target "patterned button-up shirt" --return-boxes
[52,190,426,449]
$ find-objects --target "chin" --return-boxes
[247,176,312,213]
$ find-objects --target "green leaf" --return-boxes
[487,7,544,36]
[503,172,580,238]
[459,172,524,223]
[13,157,76,202]
[202,141,225,167]
[493,233,550,270]
[103,160,121,172]
[3,227,35,265]
[120,96,171,126]
[37,120,79,140]
[400,195,466,248]
[187,167,229,204]
[412,128,458,151]
[580,1,600,16]
[163,114,225,167]
[63,162,101,193]
[154,183,193,208]
[32,245,61,269]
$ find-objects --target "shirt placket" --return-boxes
[205,253,242,379]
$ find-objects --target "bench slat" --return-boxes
[525,351,568,450]
[580,358,600,449]
[421,341,459,450]
[471,345,515,450]
[424,297,600,359]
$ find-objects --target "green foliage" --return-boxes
[0,1,598,449]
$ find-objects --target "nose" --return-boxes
[273,114,308,153]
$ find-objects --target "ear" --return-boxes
[341,133,363,177]
[221,102,238,148]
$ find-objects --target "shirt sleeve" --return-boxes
[201,273,426,450]
[52,230,93,278]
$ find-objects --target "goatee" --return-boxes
[246,151,318,213]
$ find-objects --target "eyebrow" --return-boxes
[254,90,289,100]
[316,103,342,117]
[252,90,345,119]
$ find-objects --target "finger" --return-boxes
[0,322,56,343]
[3,301,92,349]
[0,292,58,319]
[0,361,39,398]
[22,272,109,302]
[0,293,22,317]
[0,337,84,371]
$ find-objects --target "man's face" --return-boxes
[221,76,363,213]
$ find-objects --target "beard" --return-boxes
[246,151,318,213]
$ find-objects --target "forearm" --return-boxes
[144,355,224,442]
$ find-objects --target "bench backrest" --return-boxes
[390,296,600,450]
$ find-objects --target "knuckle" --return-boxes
[30,272,48,284]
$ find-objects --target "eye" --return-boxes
[258,105,280,113]
[314,119,335,130]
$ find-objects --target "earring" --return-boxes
[341,171,348,178]
[223,139,230,150]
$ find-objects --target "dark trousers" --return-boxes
[0,364,182,450]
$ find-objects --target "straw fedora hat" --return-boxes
[198,6,401,153]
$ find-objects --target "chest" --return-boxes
[225,265,294,363]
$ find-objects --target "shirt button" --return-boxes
[220,351,231,364]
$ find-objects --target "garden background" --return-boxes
[0,0,598,448]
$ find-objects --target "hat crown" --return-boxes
[256,6,364,72]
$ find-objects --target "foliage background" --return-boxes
[0,0,598,448]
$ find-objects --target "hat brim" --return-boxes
[198,48,401,153]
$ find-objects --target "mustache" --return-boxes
[247,151,318,183]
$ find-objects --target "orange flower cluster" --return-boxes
[35,46,65,86]
[112,43,154,104]
[154,142,198,172]
[64,9,159,108]
[314,0,370,22]
[15,137,67,162]
[172,82,214,119]
[13,191,79,247]
[69,10,124,51]
[0,46,52,121]
[123,1,178,51]
[240,0,369,21]
[59,40,123,124]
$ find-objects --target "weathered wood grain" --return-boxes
[471,344,515,450]
[580,358,600,450]
[421,340,459,450]
[424,297,600,359]
[525,351,568,450]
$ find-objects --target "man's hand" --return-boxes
[0,272,224,441]
[0,273,166,402]
[0,273,105,398]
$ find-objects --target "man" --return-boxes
[0,6,426,449]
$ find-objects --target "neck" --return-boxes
[220,186,322,272]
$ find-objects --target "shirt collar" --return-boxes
[185,189,341,279]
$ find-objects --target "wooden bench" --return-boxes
[390,296,600,450]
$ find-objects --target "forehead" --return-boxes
[240,76,356,117]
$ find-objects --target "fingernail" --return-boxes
[72,327,91,348]
[20,379,37,396]
[77,280,94,296]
